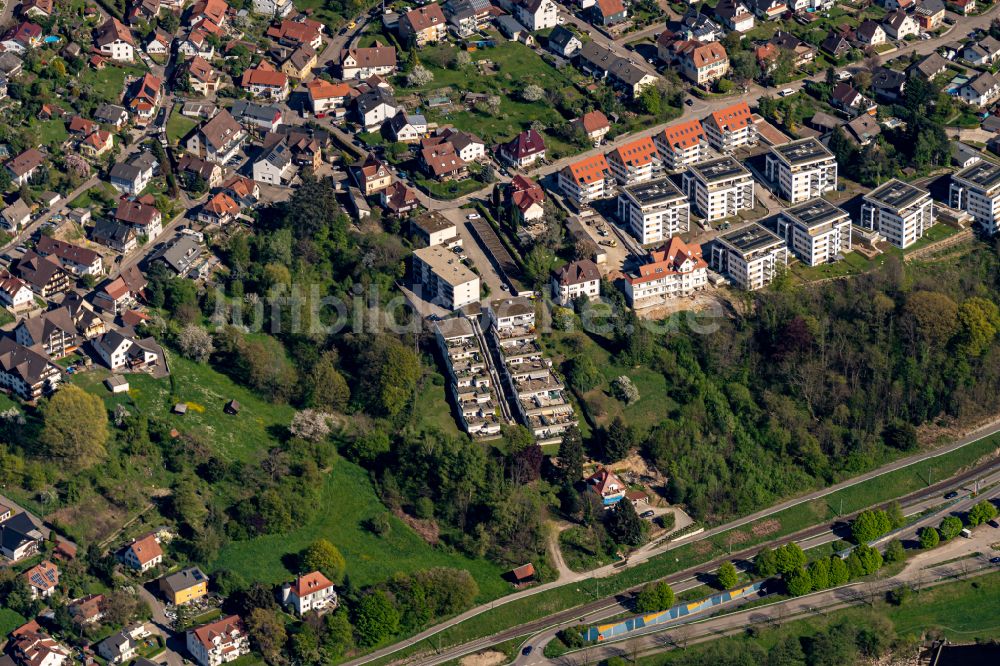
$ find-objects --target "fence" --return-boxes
[580,581,765,643]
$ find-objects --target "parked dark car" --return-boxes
[945,491,959,499]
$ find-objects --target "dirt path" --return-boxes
[548,523,577,582]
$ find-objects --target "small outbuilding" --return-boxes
[224,399,241,415]
[172,403,188,415]
[105,375,130,393]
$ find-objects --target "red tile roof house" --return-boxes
[497,129,546,168]
[6,148,45,187]
[23,560,59,599]
[186,615,250,666]
[240,63,290,101]
[8,21,42,48]
[281,571,337,616]
[128,73,163,125]
[507,174,545,225]
[571,110,611,147]
[120,533,163,572]
[587,467,627,506]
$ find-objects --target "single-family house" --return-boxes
[94,18,135,62]
[281,571,337,616]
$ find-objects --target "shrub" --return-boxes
[612,375,640,404]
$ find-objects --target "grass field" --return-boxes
[30,118,69,149]
[68,182,118,210]
[211,460,510,598]
[410,370,463,438]
[542,330,675,435]
[0,609,26,637]
[71,355,296,462]
[80,64,147,105]
[166,107,198,145]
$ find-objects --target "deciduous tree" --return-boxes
[39,385,109,470]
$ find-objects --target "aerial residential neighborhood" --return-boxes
[0,0,998,664]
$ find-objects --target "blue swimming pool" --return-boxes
[43,35,60,43]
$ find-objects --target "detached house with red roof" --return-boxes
[506,174,545,225]
[281,571,337,616]
[703,101,757,152]
[127,73,163,125]
[266,18,323,49]
[24,560,59,599]
[590,0,627,26]
[654,119,707,171]
[497,129,545,168]
[115,197,163,241]
[571,110,611,147]
[9,21,42,48]
[94,18,135,62]
[307,79,350,115]
[121,533,162,572]
[677,40,729,85]
[622,237,707,306]
[186,615,249,666]
[558,154,613,207]
[398,3,447,45]
[606,136,661,186]
[420,142,468,181]
[240,63,289,101]
[80,131,114,159]
[587,468,627,506]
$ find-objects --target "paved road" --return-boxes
[345,414,1000,666]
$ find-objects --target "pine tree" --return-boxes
[606,498,645,547]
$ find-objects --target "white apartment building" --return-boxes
[776,198,852,266]
[618,178,690,246]
[413,245,480,309]
[859,178,934,248]
[558,154,613,208]
[605,136,661,186]
[623,236,708,306]
[765,138,838,203]
[682,156,755,221]
[710,223,788,290]
[703,102,757,153]
[654,119,707,171]
[950,159,1000,235]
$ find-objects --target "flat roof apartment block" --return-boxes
[950,159,1000,235]
[617,177,690,245]
[765,138,838,203]
[412,245,480,309]
[710,223,788,290]
[860,178,934,248]
[681,156,755,221]
[776,198,852,266]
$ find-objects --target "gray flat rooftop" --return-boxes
[718,223,784,255]
[865,178,929,210]
[955,159,1000,191]
[689,156,749,183]
[623,177,685,205]
[772,137,834,166]
[783,198,850,230]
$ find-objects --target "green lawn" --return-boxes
[79,64,147,105]
[70,355,297,462]
[0,609,26,637]
[211,460,509,598]
[415,176,485,200]
[68,182,118,210]
[30,118,69,149]
[542,330,675,436]
[410,370,463,438]
[166,107,198,146]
